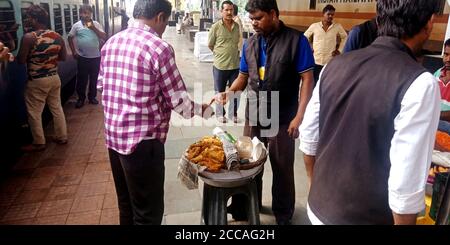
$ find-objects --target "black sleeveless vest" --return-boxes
[244,22,302,125]
[309,36,427,224]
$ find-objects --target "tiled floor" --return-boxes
[0,27,311,225]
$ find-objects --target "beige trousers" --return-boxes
[25,74,67,145]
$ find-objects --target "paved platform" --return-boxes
[0,27,310,225]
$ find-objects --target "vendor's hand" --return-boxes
[287,117,302,139]
[201,103,214,119]
[214,91,229,105]
[72,52,79,60]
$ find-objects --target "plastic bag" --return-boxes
[177,154,206,190]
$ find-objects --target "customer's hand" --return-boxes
[201,103,214,119]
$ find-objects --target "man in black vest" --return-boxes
[216,0,315,225]
[299,0,440,224]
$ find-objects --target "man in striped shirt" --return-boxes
[98,0,212,225]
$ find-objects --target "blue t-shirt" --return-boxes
[343,26,361,53]
[239,34,314,82]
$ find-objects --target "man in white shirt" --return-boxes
[304,4,347,84]
[299,0,440,225]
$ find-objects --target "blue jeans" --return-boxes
[213,66,240,118]
[438,120,450,135]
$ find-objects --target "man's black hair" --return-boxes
[133,0,172,20]
[445,38,450,48]
[322,4,335,13]
[377,0,439,39]
[233,3,238,16]
[222,1,234,10]
[245,0,279,17]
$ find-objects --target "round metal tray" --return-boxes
[199,163,264,187]
[185,139,268,188]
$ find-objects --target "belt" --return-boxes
[30,72,57,80]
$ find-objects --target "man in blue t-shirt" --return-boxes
[215,0,314,225]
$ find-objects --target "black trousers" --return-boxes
[229,123,295,222]
[213,66,240,118]
[76,56,100,101]
[108,139,165,225]
[313,64,324,86]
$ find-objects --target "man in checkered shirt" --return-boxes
[97,0,212,225]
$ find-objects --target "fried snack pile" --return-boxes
[186,136,226,172]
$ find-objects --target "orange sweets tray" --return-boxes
[435,131,450,152]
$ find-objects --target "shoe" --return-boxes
[54,139,68,145]
[216,116,227,123]
[88,98,99,105]
[21,144,46,152]
[75,100,84,108]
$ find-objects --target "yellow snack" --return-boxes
[186,136,226,172]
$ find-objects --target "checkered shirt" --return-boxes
[98,21,200,155]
